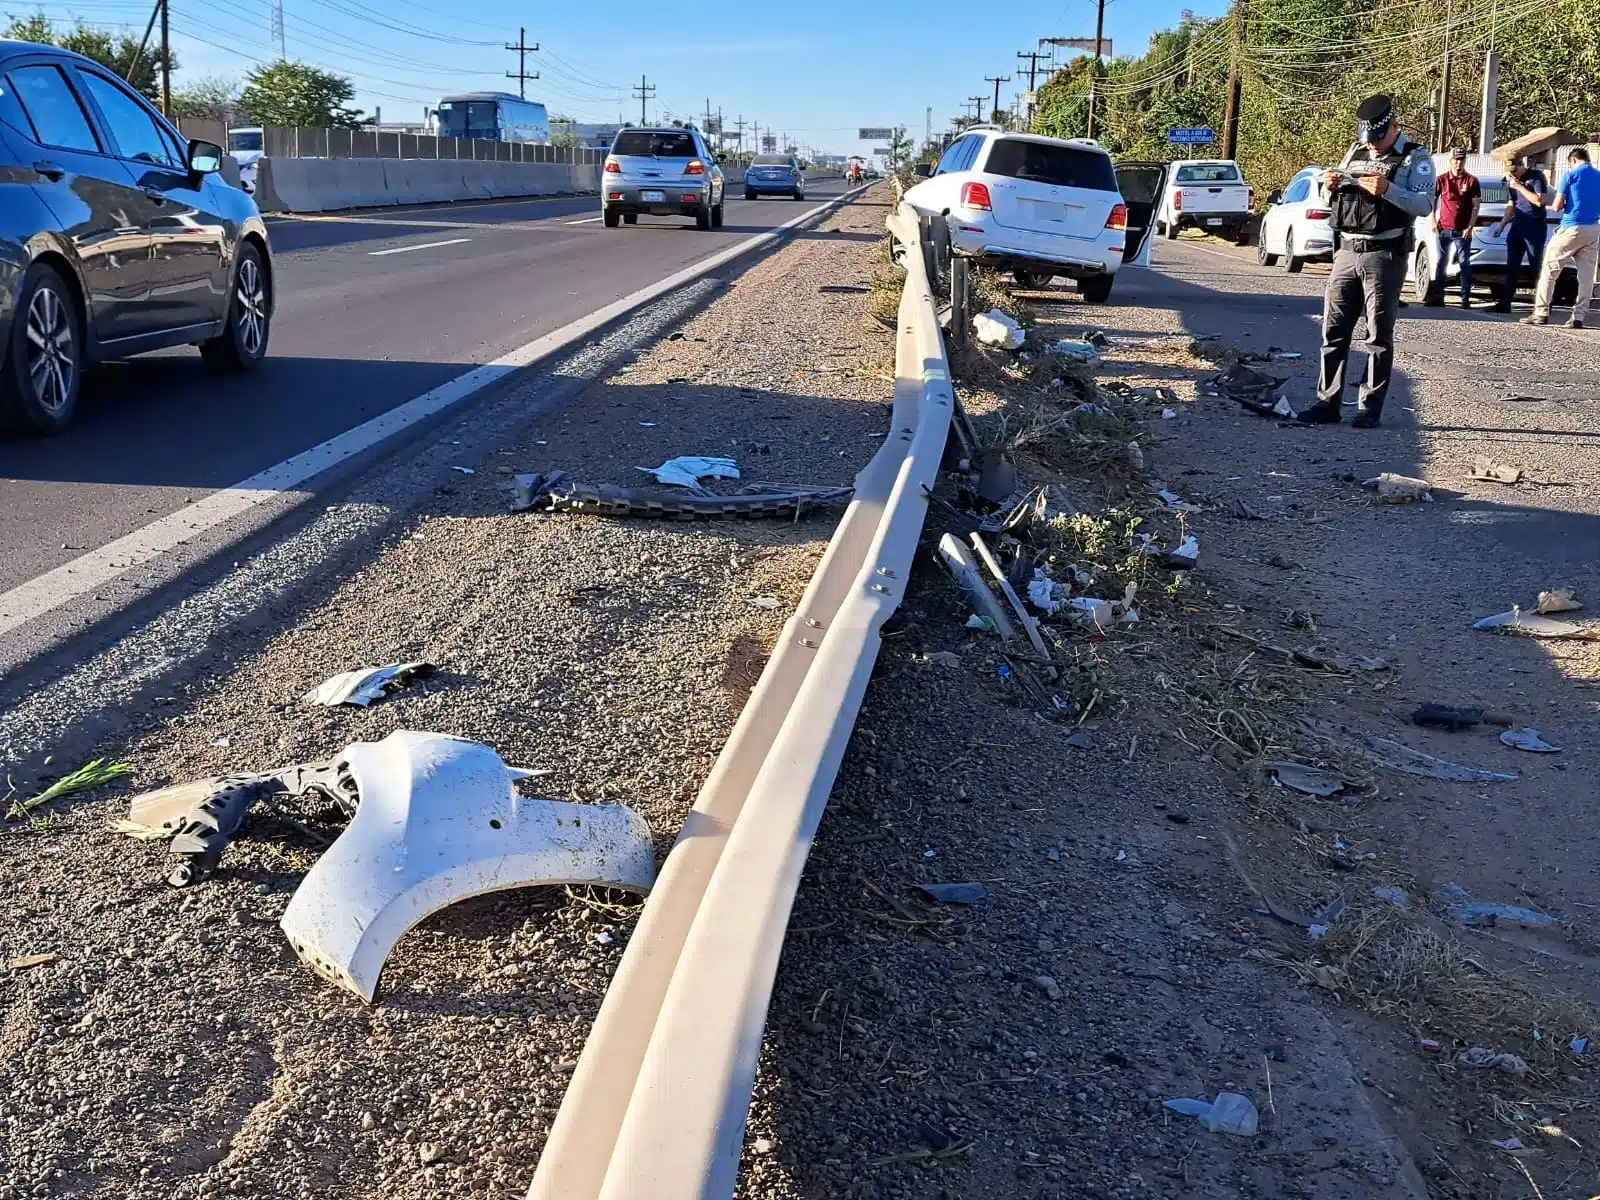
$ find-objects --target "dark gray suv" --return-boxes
[0,42,273,434]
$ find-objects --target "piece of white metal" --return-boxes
[280,731,654,1002]
[301,661,432,707]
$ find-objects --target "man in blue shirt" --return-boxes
[1492,156,1547,313]
[1526,147,1600,328]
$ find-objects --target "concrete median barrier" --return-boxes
[253,157,601,213]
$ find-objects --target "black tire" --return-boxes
[744,190,756,201]
[792,189,803,200]
[1257,234,1279,267]
[1078,274,1115,304]
[1411,247,1435,302]
[695,205,712,231]
[1165,221,1179,240]
[711,202,724,228]
[1553,272,1579,307]
[0,262,82,435]
[200,242,271,373]
[1155,219,1166,237]
[623,213,638,225]
[1013,269,1054,289]
[930,215,952,282]
[1283,230,1304,274]
[602,207,620,228]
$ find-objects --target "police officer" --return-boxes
[1295,95,1434,429]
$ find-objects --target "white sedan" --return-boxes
[1257,167,1334,272]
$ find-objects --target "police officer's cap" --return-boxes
[1356,94,1394,142]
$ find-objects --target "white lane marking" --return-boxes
[1177,242,1256,266]
[566,216,603,225]
[0,184,874,638]
[368,237,472,256]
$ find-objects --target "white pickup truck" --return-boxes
[1156,159,1255,244]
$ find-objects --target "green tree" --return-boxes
[5,15,176,102]
[172,75,240,124]
[887,125,914,169]
[237,61,362,128]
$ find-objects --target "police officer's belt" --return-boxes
[1340,234,1406,253]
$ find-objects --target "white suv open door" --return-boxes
[1114,161,1169,267]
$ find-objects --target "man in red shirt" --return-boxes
[1429,147,1481,307]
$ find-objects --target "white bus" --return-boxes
[430,93,550,143]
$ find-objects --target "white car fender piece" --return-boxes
[280,730,655,1002]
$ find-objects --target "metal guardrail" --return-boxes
[527,200,954,1199]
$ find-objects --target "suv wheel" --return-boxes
[602,207,620,228]
[201,243,271,372]
[1079,275,1115,304]
[1013,269,1054,289]
[712,202,724,228]
[0,263,81,434]
[1282,230,1304,274]
[1165,220,1179,240]
[744,189,756,201]
[695,204,713,231]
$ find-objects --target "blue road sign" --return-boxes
[1168,127,1216,145]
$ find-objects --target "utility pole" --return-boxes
[985,74,1010,126]
[925,105,932,150]
[1478,49,1499,153]
[633,75,656,125]
[505,27,539,100]
[1222,0,1247,159]
[159,0,170,117]
[718,105,724,153]
[1017,49,1047,128]
[1436,0,1454,147]
[970,94,987,123]
[734,115,746,153]
[1086,0,1107,138]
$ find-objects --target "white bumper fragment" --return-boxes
[280,730,655,1002]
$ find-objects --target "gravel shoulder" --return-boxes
[0,190,896,1200]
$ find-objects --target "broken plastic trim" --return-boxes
[279,731,655,1003]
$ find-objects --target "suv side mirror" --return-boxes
[716,153,727,164]
[188,139,224,175]
[1266,189,1283,206]
[913,163,932,178]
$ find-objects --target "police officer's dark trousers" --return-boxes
[1317,240,1406,414]
[1499,216,1546,308]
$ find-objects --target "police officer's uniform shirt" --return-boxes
[1332,134,1435,239]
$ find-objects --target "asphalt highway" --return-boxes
[0,179,853,595]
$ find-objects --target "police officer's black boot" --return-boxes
[1293,402,1341,425]
[1351,406,1382,429]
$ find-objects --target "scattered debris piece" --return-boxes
[1157,489,1200,513]
[1027,571,1066,615]
[1409,704,1514,731]
[7,952,58,971]
[970,534,1050,659]
[1456,1047,1528,1078]
[1158,535,1200,570]
[1419,1037,1443,1053]
[6,758,132,820]
[1446,901,1561,931]
[1064,729,1095,749]
[303,661,433,708]
[1500,393,1548,403]
[1083,329,1111,349]
[1161,408,1177,419]
[1535,587,1582,615]
[514,472,851,520]
[636,456,740,490]
[966,614,999,633]
[1162,1093,1259,1136]
[818,284,871,294]
[1571,1037,1589,1055]
[210,735,231,749]
[1065,585,1140,631]
[914,651,963,668]
[1500,727,1560,753]
[1471,456,1522,485]
[1362,473,1433,503]
[1267,761,1349,797]
[1308,721,1517,783]
[938,535,1018,642]
[976,451,1019,505]
[973,309,1025,350]
[917,882,986,905]
[1049,338,1102,365]
[1489,1137,1534,1157]
[281,731,655,1002]
[448,466,475,476]
[1473,607,1597,639]
[748,596,781,611]
[1229,497,1266,520]
[1372,886,1411,909]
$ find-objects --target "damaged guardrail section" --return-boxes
[527,202,954,1198]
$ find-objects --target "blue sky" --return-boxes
[16,0,1226,155]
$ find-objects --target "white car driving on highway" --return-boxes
[902,127,1160,303]
[1257,166,1334,272]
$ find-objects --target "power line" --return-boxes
[632,74,655,125]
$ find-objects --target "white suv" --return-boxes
[903,128,1159,303]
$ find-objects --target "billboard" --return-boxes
[761,134,776,153]
[858,126,893,140]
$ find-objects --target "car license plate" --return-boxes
[641,190,665,203]
[1205,217,1223,226]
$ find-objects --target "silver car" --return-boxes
[602,126,726,230]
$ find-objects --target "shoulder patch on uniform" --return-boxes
[1412,154,1434,188]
